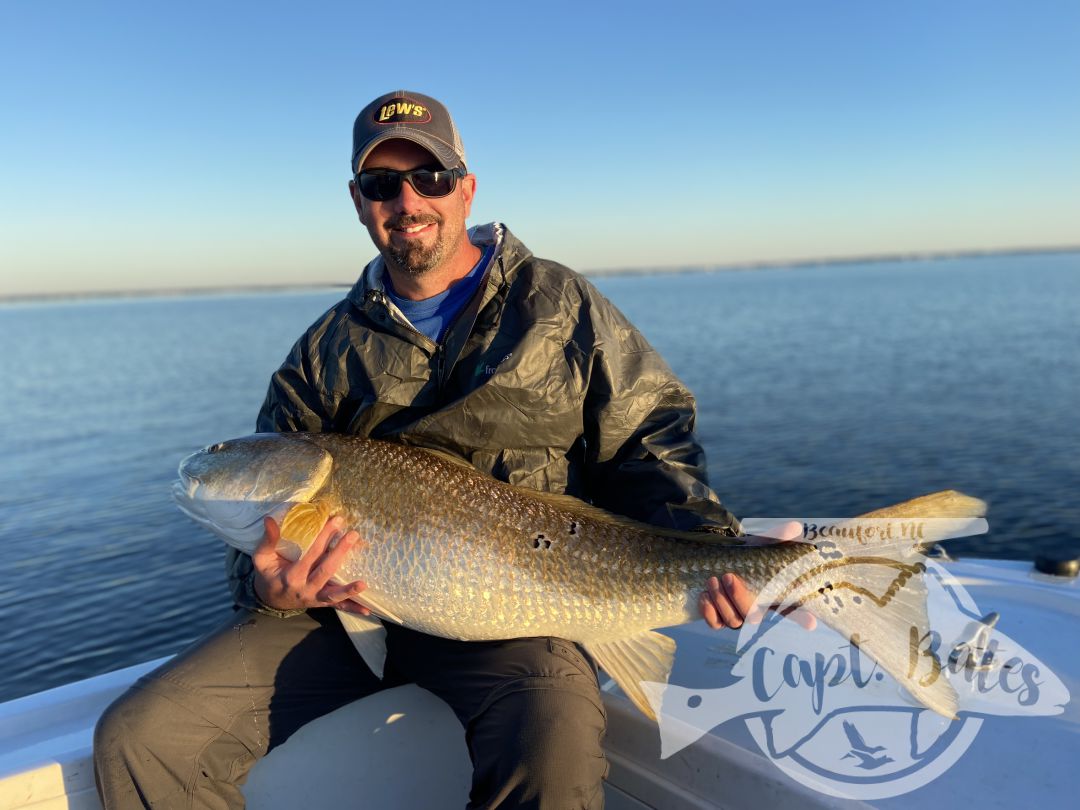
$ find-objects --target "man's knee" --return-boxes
[94,685,182,807]
[470,683,608,809]
[512,688,608,791]
[94,683,250,810]
[95,685,168,769]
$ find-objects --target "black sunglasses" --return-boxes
[355,166,465,202]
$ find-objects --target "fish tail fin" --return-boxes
[759,490,988,719]
[804,556,959,718]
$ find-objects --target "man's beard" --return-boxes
[384,214,461,276]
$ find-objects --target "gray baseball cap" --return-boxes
[351,90,467,173]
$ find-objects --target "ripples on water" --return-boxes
[1,253,1077,701]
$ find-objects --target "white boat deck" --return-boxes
[1,558,1076,809]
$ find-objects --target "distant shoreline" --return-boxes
[3,244,1078,305]
[584,243,1080,278]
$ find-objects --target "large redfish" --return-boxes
[172,433,986,721]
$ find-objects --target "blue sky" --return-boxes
[2,0,1077,296]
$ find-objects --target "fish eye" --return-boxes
[207,442,225,453]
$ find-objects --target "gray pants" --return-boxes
[93,609,608,809]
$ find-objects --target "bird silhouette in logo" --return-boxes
[840,720,894,769]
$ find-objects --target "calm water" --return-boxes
[1,253,1078,702]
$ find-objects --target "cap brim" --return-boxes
[353,130,462,173]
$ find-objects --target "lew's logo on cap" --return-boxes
[375,99,432,125]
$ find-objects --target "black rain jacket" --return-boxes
[228,223,740,616]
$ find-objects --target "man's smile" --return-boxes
[394,222,435,237]
[387,217,440,244]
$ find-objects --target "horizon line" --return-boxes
[3,243,1078,305]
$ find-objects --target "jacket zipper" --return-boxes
[365,252,505,395]
[367,290,437,351]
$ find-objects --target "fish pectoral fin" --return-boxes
[335,610,387,679]
[585,631,676,722]
[352,590,406,627]
[279,501,331,558]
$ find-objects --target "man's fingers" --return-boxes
[253,516,281,561]
[782,605,818,630]
[700,571,818,632]
[700,577,740,630]
[721,573,756,619]
[746,520,803,544]
[318,580,368,607]
[774,521,803,542]
[291,516,344,577]
[698,591,722,629]
[336,601,373,616]
[748,600,817,630]
[709,575,743,628]
[310,530,362,590]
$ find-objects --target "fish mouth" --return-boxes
[172,472,258,529]
[171,465,204,512]
[174,467,199,497]
[171,476,218,531]
[172,472,291,552]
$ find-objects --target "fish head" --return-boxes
[173,433,334,553]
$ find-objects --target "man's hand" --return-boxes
[698,521,817,631]
[252,515,371,615]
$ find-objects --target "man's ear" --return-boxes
[460,173,477,219]
[349,179,368,225]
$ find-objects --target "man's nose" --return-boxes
[389,176,425,213]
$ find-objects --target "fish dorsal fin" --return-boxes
[585,631,677,721]
[335,610,387,679]
[414,444,743,545]
[278,501,331,559]
[822,489,988,553]
[413,445,477,469]
[857,490,987,520]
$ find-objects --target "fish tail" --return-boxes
[756,490,988,718]
[802,554,959,718]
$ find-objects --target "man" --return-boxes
[94,90,780,809]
